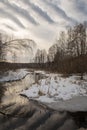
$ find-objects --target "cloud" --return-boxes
[28,1,55,24]
[0,9,25,28]
[0,0,87,51]
[60,0,87,22]
[43,0,77,24]
[0,0,39,25]
[74,0,87,15]
[3,24,16,31]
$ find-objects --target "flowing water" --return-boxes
[0,70,46,106]
[0,69,87,130]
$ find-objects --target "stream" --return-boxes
[0,69,87,130]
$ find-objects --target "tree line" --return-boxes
[34,23,87,78]
[0,23,87,79]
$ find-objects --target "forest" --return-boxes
[0,23,87,80]
[32,23,87,79]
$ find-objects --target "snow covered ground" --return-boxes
[21,73,87,103]
[0,69,29,82]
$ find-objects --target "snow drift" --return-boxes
[21,73,87,103]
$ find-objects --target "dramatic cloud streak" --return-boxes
[0,0,87,50]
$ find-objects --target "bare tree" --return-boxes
[67,23,86,57]
[67,23,87,79]
[35,49,47,63]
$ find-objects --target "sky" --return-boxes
[0,0,87,50]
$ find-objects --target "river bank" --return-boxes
[0,69,87,129]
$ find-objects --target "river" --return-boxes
[0,69,87,130]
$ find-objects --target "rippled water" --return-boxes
[0,69,87,129]
[0,69,45,106]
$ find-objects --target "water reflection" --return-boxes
[1,70,46,106]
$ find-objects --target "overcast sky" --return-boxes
[0,0,87,50]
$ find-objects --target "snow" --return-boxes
[0,69,29,82]
[22,84,39,98]
[34,70,46,75]
[21,73,87,103]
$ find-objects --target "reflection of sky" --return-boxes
[0,0,87,50]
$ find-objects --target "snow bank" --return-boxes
[0,69,29,82]
[34,70,46,75]
[21,74,87,103]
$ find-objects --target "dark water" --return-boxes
[0,69,87,130]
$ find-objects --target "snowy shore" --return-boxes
[21,72,87,103]
[0,69,29,82]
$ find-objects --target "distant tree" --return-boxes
[48,44,58,62]
[67,23,86,57]
[0,33,2,60]
[0,33,10,61]
[41,49,47,63]
[53,31,67,65]
[35,49,41,63]
[12,52,17,63]
[35,49,47,63]
[67,23,87,79]
[58,31,66,50]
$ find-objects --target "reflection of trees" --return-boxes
[0,83,6,103]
